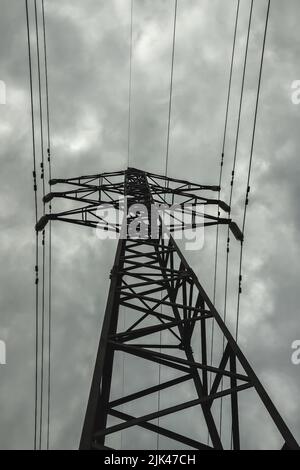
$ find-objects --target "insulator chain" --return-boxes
[245,186,251,206]
[33,171,37,193]
[220,152,224,168]
[35,264,39,285]
[239,274,243,294]
[226,236,230,254]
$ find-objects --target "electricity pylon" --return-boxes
[36,167,299,450]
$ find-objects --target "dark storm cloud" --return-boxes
[0,0,299,449]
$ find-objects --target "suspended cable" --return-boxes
[120,309,126,450]
[235,0,271,343]
[25,0,39,451]
[127,0,134,168]
[220,0,254,438]
[156,328,162,450]
[34,0,47,450]
[34,0,46,201]
[209,0,241,390]
[41,0,52,450]
[158,1,178,442]
[122,2,134,444]
[46,222,52,450]
[164,0,178,179]
[207,1,241,447]
[42,0,51,165]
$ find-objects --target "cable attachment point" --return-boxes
[239,275,243,294]
[33,171,37,192]
[35,265,39,285]
[245,186,251,206]
[36,215,54,232]
[218,200,230,214]
[230,170,235,187]
[229,222,244,242]
[220,153,224,167]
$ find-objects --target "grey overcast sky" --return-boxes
[0,0,300,450]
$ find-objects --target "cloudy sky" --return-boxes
[0,0,299,450]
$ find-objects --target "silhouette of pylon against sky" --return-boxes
[36,167,299,450]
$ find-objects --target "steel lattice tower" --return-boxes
[36,168,299,450]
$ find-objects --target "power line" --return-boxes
[42,0,51,161]
[208,0,241,446]
[158,1,179,444]
[34,0,46,200]
[127,0,134,168]
[123,1,134,445]
[209,0,241,389]
[41,0,52,450]
[164,0,178,179]
[220,0,254,438]
[34,0,47,450]
[156,319,162,450]
[25,0,39,451]
[235,0,271,342]
[120,309,126,450]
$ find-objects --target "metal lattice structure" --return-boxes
[36,168,299,450]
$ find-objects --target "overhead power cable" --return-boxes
[127,0,134,168]
[25,0,39,451]
[122,0,134,448]
[164,0,178,179]
[34,0,47,450]
[235,0,271,342]
[220,0,254,438]
[209,0,241,390]
[157,1,179,445]
[41,0,53,450]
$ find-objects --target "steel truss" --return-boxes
[36,168,299,450]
